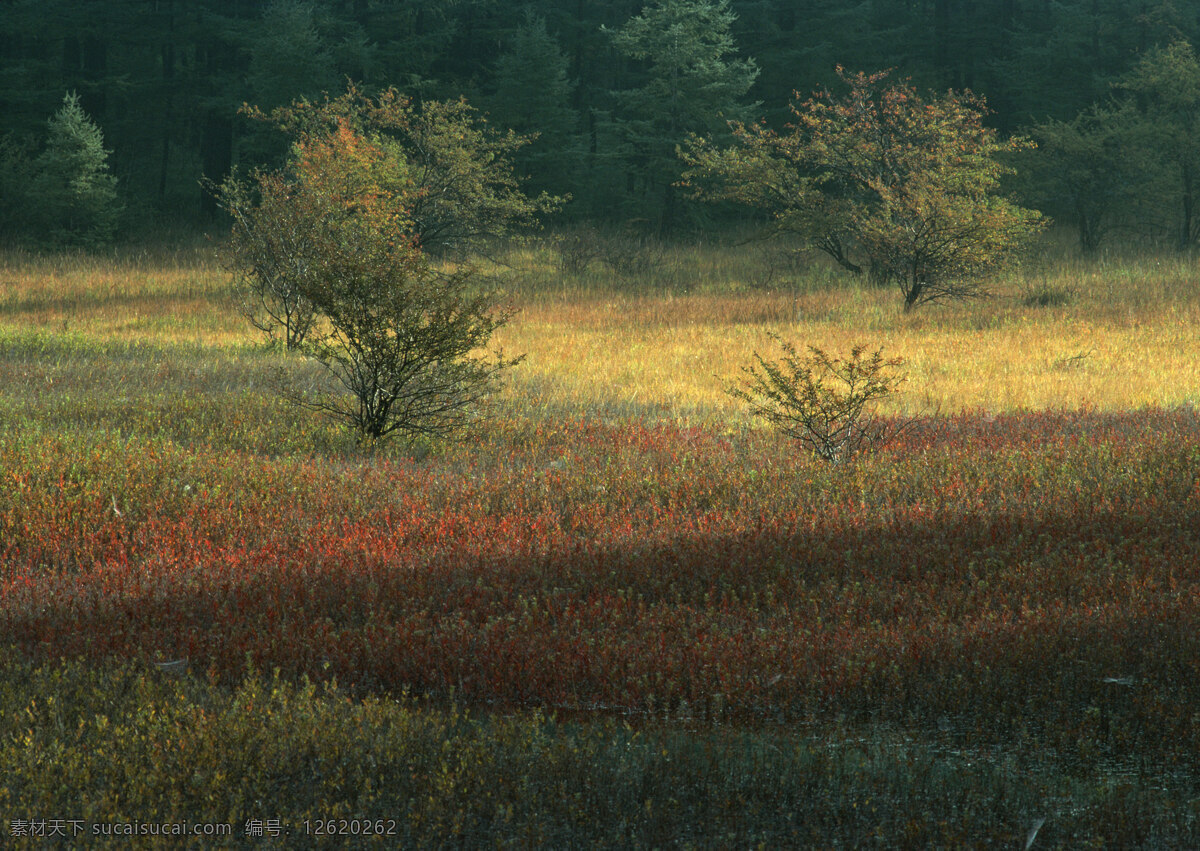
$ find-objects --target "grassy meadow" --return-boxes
[1,234,1199,847]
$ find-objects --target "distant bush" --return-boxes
[555,226,606,275]
[1021,282,1076,308]
[727,337,908,462]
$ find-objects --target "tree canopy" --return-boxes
[0,1,1197,242]
[216,91,522,442]
[683,68,1045,308]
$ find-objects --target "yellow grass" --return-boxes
[3,239,1199,422]
[0,245,245,347]
[490,247,1200,421]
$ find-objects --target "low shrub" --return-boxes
[725,336,908,462]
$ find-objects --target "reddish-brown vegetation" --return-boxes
[3,408,1197,771]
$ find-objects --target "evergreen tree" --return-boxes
[1118,39,1200,250]
[992,0,1149,128]
[5,0,1200,230]
[488,15,581,205]
[247,1,337,112]
[608,0,758,233]
[0,134,35,241]
[239,0,340,169]
[31,92,121,246]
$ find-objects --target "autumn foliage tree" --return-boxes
[246,84,561,252]
[215,110,410,351]
[683,68,1045,310]
[215,94,523,442]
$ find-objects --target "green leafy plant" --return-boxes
[683,68,1045,309]
[216,105,521,442]
[726,337,908,462]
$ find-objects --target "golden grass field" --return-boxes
[4,236,1199,420]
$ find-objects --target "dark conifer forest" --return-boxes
[3,0,1199,243]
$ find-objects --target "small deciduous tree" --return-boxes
[215,100,523,443]
[247,83,561,252]
[683,68,1044,309]
[296,214,521,442]
[726,337,907,463]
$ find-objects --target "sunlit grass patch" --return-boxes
[0,246,244,346]
[6,237,1200,418]
[493,291,1200,418]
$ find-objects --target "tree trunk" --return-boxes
[1076,205,1099,253]
[903,280,923,311]
[197,25,239,217]
[659,180,677,237]
[158,34,175,205]
[82,35,107,119]
[818,235,863,275]
[1180,161,1196,252]
[934,0,951,77]
[200,113,233,217]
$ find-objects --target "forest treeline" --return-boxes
[1,0,1198,247]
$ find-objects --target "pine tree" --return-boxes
[608,0,758,234]
[488,15,581,205]
[246,0,336,112]
[31,91,122,246]
[0,134,36,241]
